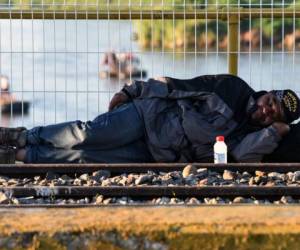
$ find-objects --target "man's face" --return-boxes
[251,92,286,126]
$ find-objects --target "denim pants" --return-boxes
[24,103,154,163]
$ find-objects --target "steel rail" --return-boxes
[1,163,300,175]
[0,204,286,208]
[0,8,300,20]
[0,204,194,208]
[2,186,300,198]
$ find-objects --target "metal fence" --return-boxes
[0,2,299,128]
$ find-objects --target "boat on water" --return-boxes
[0,75,30,115]
[100,52,147,80]
[1,101,30,115]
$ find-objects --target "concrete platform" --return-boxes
[0,206,300,249]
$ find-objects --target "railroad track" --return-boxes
[2,186,300,198]
[2,162,300,175]
[0,163,300,206]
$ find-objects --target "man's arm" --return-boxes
[109,74,255,114]
[122,78,171,99]
[109,75,211,110]
[108,78,171,110]
[263,122,300,162]
[120,74,244,99]
[231,122,290,162]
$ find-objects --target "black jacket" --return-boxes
[123,74,281,162]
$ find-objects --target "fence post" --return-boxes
[228,13,239,76]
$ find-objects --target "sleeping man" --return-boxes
[0,74,299,163]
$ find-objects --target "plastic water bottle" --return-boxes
[214,136,227,164]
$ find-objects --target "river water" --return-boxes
[0,20,299,127]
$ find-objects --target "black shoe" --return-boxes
[0,127,26,148]
[0,146,15,164]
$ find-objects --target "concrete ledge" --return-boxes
[1,206,300,249]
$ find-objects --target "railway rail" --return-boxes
[0,163,300,206]
[3,186,300,198]
[1,162,300,175]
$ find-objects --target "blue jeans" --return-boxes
[24,103,154,163]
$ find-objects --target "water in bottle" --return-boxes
[214,136,227,164]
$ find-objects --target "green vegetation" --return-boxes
[0,0,299,50]
[133,0,300,51]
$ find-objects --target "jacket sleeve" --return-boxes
[122,78,170,99]
[121,74,223,99]
[230,126,282,162]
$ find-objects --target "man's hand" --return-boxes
[108,91,129,111]
[272,122,290,137]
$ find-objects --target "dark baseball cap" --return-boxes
[271,89,300,123]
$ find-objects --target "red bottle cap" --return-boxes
[216,136,224,142]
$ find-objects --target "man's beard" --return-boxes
[248,103,262,127]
